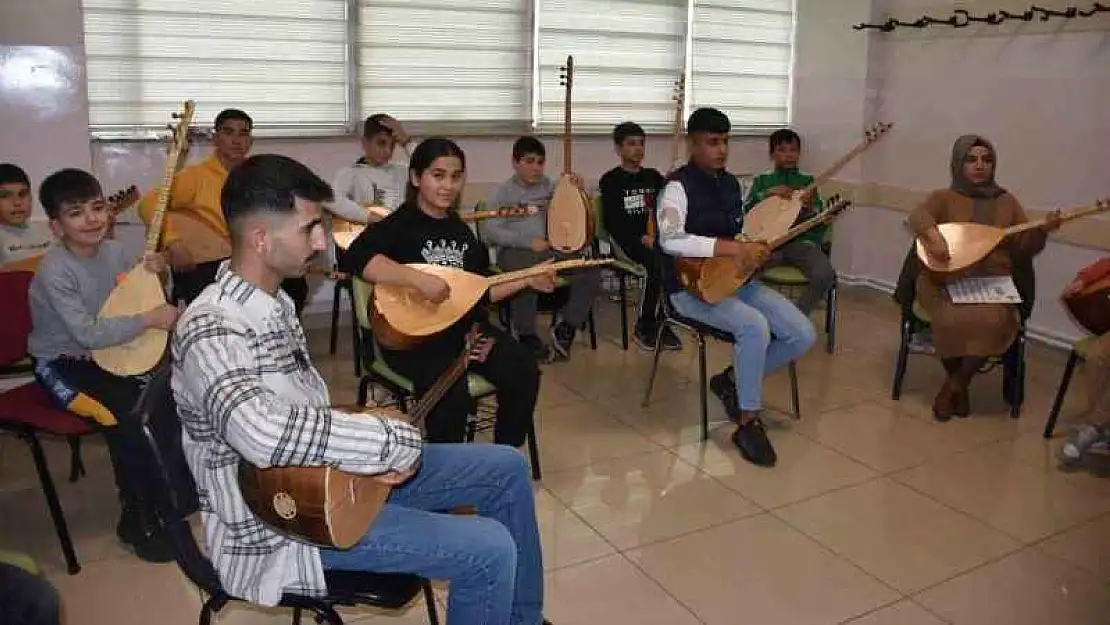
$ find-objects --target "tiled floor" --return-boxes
[3,285,1109,625]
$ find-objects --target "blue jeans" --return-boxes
[320,444,543,625]
[671,281,816,410]
[0,563,60,625]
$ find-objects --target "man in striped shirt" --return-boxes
[172,154,549,625]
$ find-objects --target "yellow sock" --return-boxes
[66,393,118,426]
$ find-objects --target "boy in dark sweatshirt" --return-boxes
[598,122,680,350]
[481,137,600,363]
[743,129,836,315]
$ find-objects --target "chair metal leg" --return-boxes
[587,310,598,350]
[641,322,669,407]
[526,420,542,481]
[618,274,629,350]
[788,362,801,419]
[67,435,85,482]
[350,287,362,378]
[422,581,441,625]
[24,430,80,574]
[1044,350,1080,438]
[313,605,344,625]
[824,281,838,354]
[356,376,371,408]
[329,281,342,355]
[199,594,228,625]
[891,317,913,400]
[291,606,303,625]
[1010,333,1026,420]
[697,334,709,441]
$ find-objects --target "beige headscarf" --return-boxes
[949,134,1005,200]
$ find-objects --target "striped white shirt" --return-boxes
[172,265,423,606]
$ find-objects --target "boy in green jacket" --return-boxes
[743,129,835,315]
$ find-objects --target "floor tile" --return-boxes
[777,478,1020,593]
[627,514,900,625]
[673,430,878,509]
[914,548,1110,625]
[543,449,760,549]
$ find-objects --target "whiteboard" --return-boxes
[0,45,92,217]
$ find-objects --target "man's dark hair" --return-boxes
[362,113,395,139]
[214,108,253,131]
[769,129,802,153]
[613,122,645,145]
[0,163,31,188]
[512,136,546,161]
[687,108,730,135]
[39,169,102,219]
[222,155,333,244]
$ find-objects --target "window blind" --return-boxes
[82,0,350,137]
[356,0,533,135]
[689,0,795,130]
[534,0,687,134]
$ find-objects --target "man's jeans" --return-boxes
[321,444,543,625]
[671,281,816,410]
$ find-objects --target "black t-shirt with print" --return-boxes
[598,165,665,252]
[342,202,491,351]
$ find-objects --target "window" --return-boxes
[81,0,795,137]
[356,0,533,135]
[82,0,350,136]
[689,0,795,130]
[533,0,688,133]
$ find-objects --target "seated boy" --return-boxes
[138,108,337,314]
[332,113,415,212]
[658,109,816,467]
[598,122,681,351]
[329,114,414,269]
[743,129,836,316]
[0,164,53,268]
[28,168,191,562]
[480,137,601,362]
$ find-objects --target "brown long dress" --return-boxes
[908,189,1046,357]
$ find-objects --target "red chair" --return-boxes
[0,270,94,574]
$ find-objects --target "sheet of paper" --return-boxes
[947,276,1022,305]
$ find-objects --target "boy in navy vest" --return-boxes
[657,108,816,467]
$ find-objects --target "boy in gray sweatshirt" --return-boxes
[27,169,188,563]
[480,137,600,362]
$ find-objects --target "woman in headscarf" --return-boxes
[905,135,1060,421]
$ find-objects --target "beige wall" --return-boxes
[4,0,1107,344]
[838,0,1110,344]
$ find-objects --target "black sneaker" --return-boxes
[550,322,576,360]
[519,334,555,364]
[731,419,777,467]
[633,323,657,351]
[117,504,174,563]
[709,367,738,416]
[659,326,682,351]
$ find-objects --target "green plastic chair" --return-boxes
[350,278,539,479]
[758,226,838,354]
[591,194,649,350]
[0,550,40,575]
[891,295,1026,421]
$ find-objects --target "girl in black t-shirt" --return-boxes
[343,137,555,446]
